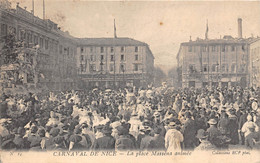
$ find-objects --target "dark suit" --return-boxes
[92,135,115,150]
[183,119,197,149]
[239,113,248,145]
[148,135,165,150]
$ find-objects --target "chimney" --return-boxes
[238,18,242,38]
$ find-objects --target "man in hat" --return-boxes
[81,123,95,148]
[45,128,60,150]
[29,127,42,151]
[140,126,153,150]
[239,109,248,145]
[195,129,216,151]
[69,135,85,150]
[218,112,230,137]
[115,124,135,150]
[148,127,165,150]
[207,119,222,148]
[153,111,166,137]
[92,125,115,150]
[165,121,183,152]
[182,111,197,149]
[94,124,104,140]
[228,109,239,145]
[48,136,66,150]
[13,127,30,150]
[27,126,40,145]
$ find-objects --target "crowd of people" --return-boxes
[0,83,260,151]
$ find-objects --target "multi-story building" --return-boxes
[176,19,252,88]
[0,3,77,91]
[249,38,260,88]
[76,38,154,88]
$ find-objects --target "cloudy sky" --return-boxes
[9,0,260,72]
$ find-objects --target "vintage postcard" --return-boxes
[0,0,260,162]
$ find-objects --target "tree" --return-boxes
[0,31,39,88]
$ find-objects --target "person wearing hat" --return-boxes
[13,127,30,150]
[165,121,183,152]
[48,136,66,150]
[94,124,104,139]
[148,127,165,150]
[182,111,197,150]
[140,126,153,150]
[128,110,142,140]
[45,128,60,150]
[115,124,135,150]
[92,125,115,150]
[238,109,248,145]
[153,111,167,137]
[69,134,84,151]
[228,109,239,145]
[29,127,44,151]
[27,126,40,145]
[194,129,216,151]
[206,119,222,148]
[1,134,16,150]
[241,115,259,138]
[245,123,260,149]
[81,123,95,148]
[217,112,230,137]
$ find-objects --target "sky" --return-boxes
[8,0,260,73]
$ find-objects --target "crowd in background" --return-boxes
[0,83,260,151]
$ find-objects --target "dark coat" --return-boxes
[239,113,248,130]
[228,115,239,145]
[140,135,153,150]
[13,135,30,150]
[245,132,259,149]
[183,119,197,148]
[136,134,145,149]
[0,102,8,118]
[207,126,222,147]
[218,118,230,135]
[92,135,115,150]
[115,135,135,150]
[148,135,165,150]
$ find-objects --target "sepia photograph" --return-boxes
[0,0,260,162]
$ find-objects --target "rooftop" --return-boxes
[76,37,147,46]
[181,36,256,46]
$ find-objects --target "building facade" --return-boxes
[249,38,260,88]
[0,3,78,91]
[76,38,154,89]
[177,36,249,88]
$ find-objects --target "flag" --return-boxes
[114,19,117,38]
